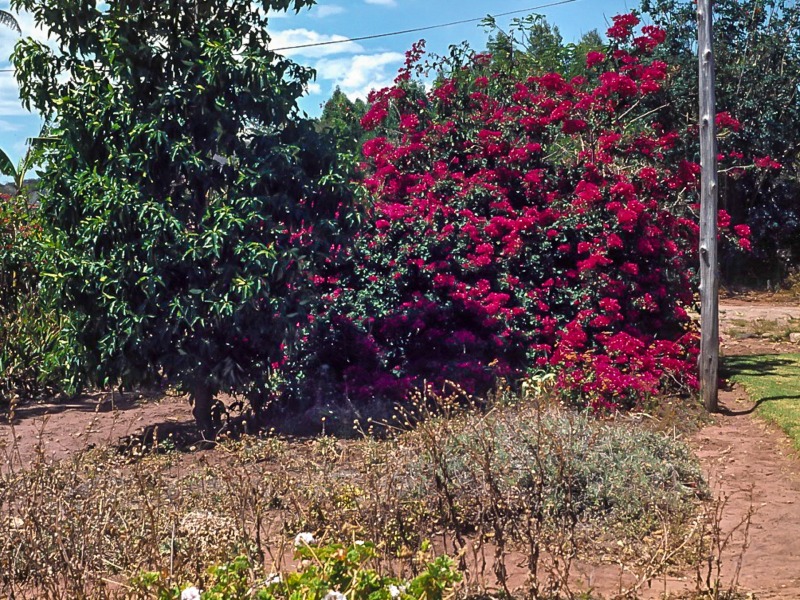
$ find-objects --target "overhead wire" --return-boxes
[270,0,578,52]
[0,0,579,72]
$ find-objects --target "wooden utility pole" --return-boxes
[698,0,719,412]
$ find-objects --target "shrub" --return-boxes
[292,16,751,411]
[0,395,711,598]
[0,192,71,404]
[400,400,707,531]
[288,392,709,597]
[131,540,461,600]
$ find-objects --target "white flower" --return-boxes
[180,586,201,600]
[354,540,365,546]
[389,584,407,598]
[324,591,346,600]
[265,572,282,586]
[294,531,316,547]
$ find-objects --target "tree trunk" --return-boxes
[190,380,215,439]
[698,0,720,412]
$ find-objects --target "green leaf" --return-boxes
[0,10,21,34]
[0,148,18,180]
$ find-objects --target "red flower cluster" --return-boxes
[301,15,752,411]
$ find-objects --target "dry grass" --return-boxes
[0,387,751,599]
[727,317,800,342]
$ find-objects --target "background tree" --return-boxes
[11,0,354,435]
[315,87,368,157]
[641,0,800,284]
[483,14,603,79]
[0,130,66,406]
[0,6,60,407]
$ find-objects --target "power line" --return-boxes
[0,0,579,72]
[271,0,579,52]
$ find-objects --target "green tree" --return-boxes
[11,0,354,435]
[0,128,50,201]
[316,87,368,157]
[483,14,602,79]
[641,0,800,282]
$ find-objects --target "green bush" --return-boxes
[0,192,73,405]
[12,0,357,432]
[131,540,461,600]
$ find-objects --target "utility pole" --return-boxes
[698,0,719,412]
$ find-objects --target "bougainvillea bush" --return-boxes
[293,15,752,412]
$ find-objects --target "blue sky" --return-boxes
[0,0,637,169]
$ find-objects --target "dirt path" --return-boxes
[681,387,800,599]
[673,299,800,599]
[1,300,799,598]
[720,298,800,355]
[0,392,194,466]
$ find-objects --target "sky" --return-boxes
[0,0,637,169]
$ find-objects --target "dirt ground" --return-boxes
[1,298,800,599]
[684,297,800,600]
[719,297,800,356]
[0,390,196,466]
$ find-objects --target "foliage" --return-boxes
[1,391,712,598]
[262,540,459,600]
[401,398,707,530]
[0,189,71,405]
[11,0,355,431]
[483,13,603,80]
[316,87,369,158]
[274,393,709,597]
[0,128,53,199]
[0,9,20,33]
[640,0,800,283]
[134,540,461,600]
[293,16,751,411]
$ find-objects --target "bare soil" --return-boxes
[719,298,800,356]
[0,391,195,466]
[683,388,800,599]
[1,298,800,599]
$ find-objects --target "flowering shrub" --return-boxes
[296,15,752,411]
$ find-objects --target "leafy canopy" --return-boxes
[11,0,354,429]
[641,0,800,281]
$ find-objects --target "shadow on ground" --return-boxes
[722,354,796,379]
[1,391,163,423]
[720,354,800,415]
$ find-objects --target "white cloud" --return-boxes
[364,0,397,6]
[313,5,345,18]
[270,28,364,58]
[306,81,322,95]
[314,51,404,100]
[264,9,290,20]
[0,72,28,116]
